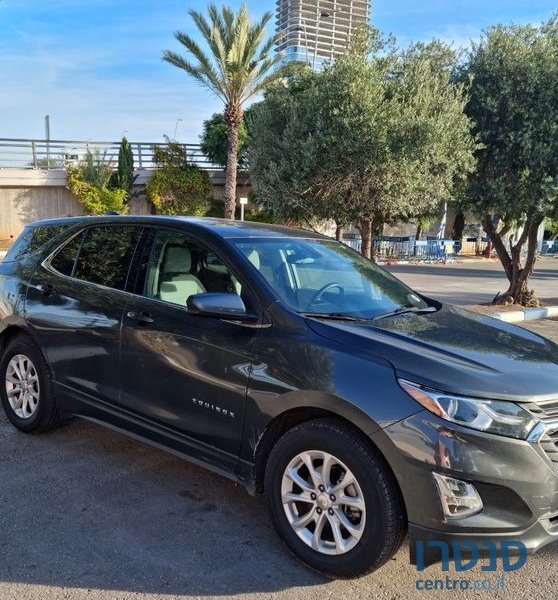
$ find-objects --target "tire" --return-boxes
[0,334,61,433]
[265,418,406,578]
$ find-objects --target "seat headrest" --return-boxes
[164,245,191,272]
[246,248,260,270]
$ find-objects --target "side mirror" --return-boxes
[187,292,252,320]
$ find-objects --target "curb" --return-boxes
[491,306,558,323]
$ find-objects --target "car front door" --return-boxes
[26,224,144,408]
[119,227,262,461]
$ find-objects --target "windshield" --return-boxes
[233,238,428,319]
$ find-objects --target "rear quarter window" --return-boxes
[73,225,143,290]
[4,224,70,262]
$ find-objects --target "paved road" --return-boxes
[385,258,558,306]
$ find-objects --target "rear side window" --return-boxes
[50,231,86,276]
[4,224,70,262]
[73,226,142,290]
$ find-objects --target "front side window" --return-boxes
[233,238,427,318]
[143,229,242,307]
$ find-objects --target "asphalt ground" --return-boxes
[385,258,558,306]
[2,402,558,600]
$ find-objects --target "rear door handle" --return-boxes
[36,284,55,296]
[126,311,154,324]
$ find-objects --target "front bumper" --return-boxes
[372,410,558,563]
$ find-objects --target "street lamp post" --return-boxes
[312,3,332,71]
[173,117,183,140]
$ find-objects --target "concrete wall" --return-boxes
[0,186,81,242]
[0,168,250,245]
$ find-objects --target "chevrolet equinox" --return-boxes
[1,216,557,578]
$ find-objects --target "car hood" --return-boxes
[306,304,558,402]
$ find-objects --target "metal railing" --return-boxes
[343,236,461,262]
[0,138,223,171]
[542,239,558,256]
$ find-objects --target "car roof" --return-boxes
[27,215,328,241]
[26,216,88,228]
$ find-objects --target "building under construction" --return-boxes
[276,0,371,68]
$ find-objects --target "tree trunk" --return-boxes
[451,211,465,241]
[360,218,373,260]
[416,222,423,240]
[483,214,544,307]
[223,104,242,220]
[335,225,343,242]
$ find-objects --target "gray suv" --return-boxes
[0,215,557,578]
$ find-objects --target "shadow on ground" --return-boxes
[0,416,325,596]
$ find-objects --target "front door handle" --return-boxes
[36,284,55,296]
[126,311,154,324]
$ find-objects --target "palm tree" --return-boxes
[163,3,280,219]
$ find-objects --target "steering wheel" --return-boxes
[309,282,345,306]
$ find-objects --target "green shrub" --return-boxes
[146,142,212,215]
[67,167,127,215]
[66,149,127,215]
[109,137,137,194]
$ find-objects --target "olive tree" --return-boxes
[249,29,477,258]
[464,16,558,306]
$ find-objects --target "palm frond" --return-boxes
[173,32,222,85]
[189,8,227,73]
[162,51,226,102]
[163,2,278,107]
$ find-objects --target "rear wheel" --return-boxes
[265,418,406,578]
[0,334,61,433]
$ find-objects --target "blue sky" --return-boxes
[0,0,556,142]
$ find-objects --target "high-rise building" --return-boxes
[276,0,371,68]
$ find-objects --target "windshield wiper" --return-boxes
[301,312,363,322]
[372,306,437,321]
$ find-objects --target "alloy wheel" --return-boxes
[281,450,366,555]
[5,354,40,419]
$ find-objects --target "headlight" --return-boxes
[398,379,538,440]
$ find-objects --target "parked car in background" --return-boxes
[1,216,557,577]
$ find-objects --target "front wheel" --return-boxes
[265,418,406,578]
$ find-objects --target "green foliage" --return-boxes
[465,16,558,222]
[200,112,249,168]
[76,149,114,187]
[204,197,284,223]
[248,27,478,254]
[146,141,212,216]
[545,217,558,240]
[66,149,127,215]
[162,2,281,218]
[463,15,558,304]
[111,137,136,193]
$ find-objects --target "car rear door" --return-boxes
[25,224,144,409]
